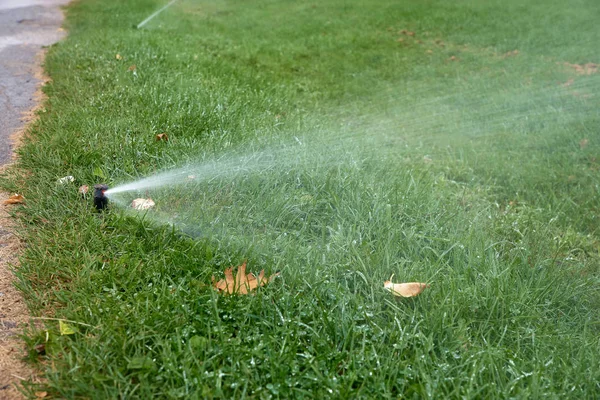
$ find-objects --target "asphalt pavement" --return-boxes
[0,0,69,165]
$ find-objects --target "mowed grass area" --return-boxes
[2,0,600,397]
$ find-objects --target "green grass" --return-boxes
[3,0,600,398]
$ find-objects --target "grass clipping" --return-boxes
[212,261,279,295]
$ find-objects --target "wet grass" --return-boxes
[2,0,600,398]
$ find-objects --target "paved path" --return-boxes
[0,0,69,165]
[0,1,69,397]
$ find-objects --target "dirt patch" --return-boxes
[0,190,41,399]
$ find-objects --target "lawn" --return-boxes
[3,0,600,398]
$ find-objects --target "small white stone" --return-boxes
[131,198,155,210]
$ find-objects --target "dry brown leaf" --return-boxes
[212,261,279,295]
[580,138,589,149]
[155,133,169,141]
[34,392,48,398]
[3,194,25,205]
[131,198,155,210]
[384,277,429,298]
[128,64,137,71]
[79,185,89,195]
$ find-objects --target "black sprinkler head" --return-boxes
[93,184,109,210]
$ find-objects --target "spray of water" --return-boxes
[106,76,598,197]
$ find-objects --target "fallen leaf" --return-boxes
[115,54,122,60]
[59,320,76,335]
[384,277,429,298]
[57,175,75,185]
[212,261,279,295]
[79,185,89,195]
[580,138,589,149]
[34,392,48,398]
[449,56,458,61]
[131,198,155,210]
[4,194,25,205]
[128,64,136,71]
[155,133,169,141]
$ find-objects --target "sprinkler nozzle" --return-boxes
[93,184,109,210]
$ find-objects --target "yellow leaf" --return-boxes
[59,320,76,335]
[115,54,122,60]
[212,261,279,295]
[35,392,48,398]
[384,278,429,298]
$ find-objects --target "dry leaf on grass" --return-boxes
[115,54,122,60]
[384,276,429,297]
[34,392,48,398]
[3,194,25,205]
[128,64,137,71]
[212,261,279,294]
[57,175,75,184]
[580,138,589,149]
[131,198,155,210]
[156,133,169,141]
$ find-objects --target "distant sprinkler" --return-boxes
[136,0,179,29]
[93,184,109,210]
